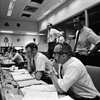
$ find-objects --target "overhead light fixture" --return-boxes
[26,32,38,35]
[7,10,12,16]
[51,0,64,10]
[37,15,45,20]
[37,0,65,20]
[39,34,45,35]
[7,0,16,16]
[0,30,13,33]
[43,9,52,16]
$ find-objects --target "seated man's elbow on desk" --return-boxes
[35,71,42,80]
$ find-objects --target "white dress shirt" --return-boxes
[47,28,62,43]
[58,57,100,98]
[76,26,100,52]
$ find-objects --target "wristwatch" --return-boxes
[88,51,91,54]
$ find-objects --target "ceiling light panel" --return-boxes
[37,0,66,20]
[0,30,13,33]
[7,0,16,16]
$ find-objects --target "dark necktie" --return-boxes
[33,59,36,71]
[73,30,80,53]
[60,65,63,78]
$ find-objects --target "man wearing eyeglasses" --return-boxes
[25,42,52,84]
[49,43,100,100]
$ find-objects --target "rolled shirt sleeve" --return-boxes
[36,57,45,71]
[88,30,100,45]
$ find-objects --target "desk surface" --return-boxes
[1,69,73,100]
[0,69,23,100]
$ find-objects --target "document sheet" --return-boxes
[12,73,34,81]
[17,79,43,87]
[22,91,58,100]
[11,69,35,81]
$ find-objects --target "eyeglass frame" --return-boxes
[53,51,68,56]
[53,43,68,55]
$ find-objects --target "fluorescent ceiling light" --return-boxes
[37,0,65,20]
[51,0,64,10]
[0,30,13,33]
[7,10,12,16]
[7,0,16,16]
[37,15,45,20]
[39,34,45,35]
[26,32,38,35]
[43,9,52,16]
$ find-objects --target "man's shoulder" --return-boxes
[37,52,49,59]
[83,26,92,33]
[51,28,59,32]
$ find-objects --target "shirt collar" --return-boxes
[63,57,76,68]
[80,26,85,33]
[34,52,39,60]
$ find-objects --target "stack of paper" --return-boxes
[21,85,56,92]
[12,73,34,81]
[10,69,29,75]
[10,69,35,81]
[17,79,44,87]
[21,85,57,95]
[22,91,58,100]
[22,85,58,100]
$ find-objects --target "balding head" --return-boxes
[54,43,73,56]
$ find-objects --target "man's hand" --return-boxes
[48,59,54,71]
[78,51,90,56]
[26,53,32,60]
[48,59,59,75]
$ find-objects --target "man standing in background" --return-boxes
[47,23,63,59]
[73,15,100,66]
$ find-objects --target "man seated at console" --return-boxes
[25,42,52,84]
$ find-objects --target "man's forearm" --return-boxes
[89,42,100,55]
[50,71,64,94]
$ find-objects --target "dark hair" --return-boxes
[12,49,17,53]
[8,47,13,51]
[59,43,73,56]
[33,38,36,42]
[73,14,85,22]
[47,23,53,27]
[25,42,38,50]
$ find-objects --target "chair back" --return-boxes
[86,65,100,92]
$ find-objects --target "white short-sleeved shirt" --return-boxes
[12,52,24,63]
[58,57,100,98]
[34,52,50,73]
[58,36,65,43]
[76,26,100,52]
[47,28,62,43]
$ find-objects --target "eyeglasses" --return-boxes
[53,52,68,55]
[73,22,80,24]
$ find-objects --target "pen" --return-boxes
[9,91,18,100]
[21,83,42,88]
[10,92,14,98]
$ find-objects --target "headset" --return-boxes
[59,43,73,56]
